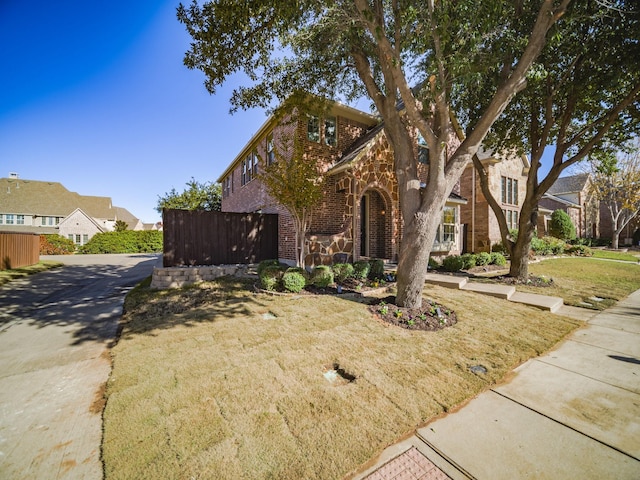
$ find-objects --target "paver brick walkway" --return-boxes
[364,447,451,480]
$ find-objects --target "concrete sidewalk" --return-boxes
[353,288,640,479]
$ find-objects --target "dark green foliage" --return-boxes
[310,265,334,287]
[531,236,567,256]
[332,263,354,283]
[78,231,162,254]
[565,245,593,257]
[39,234,76,255]
[114,220,128,232]
[282,270,306,293]
[442,255,465,272]
[368,259,385,280]
[549,210,576,241]
[259,265,286,291]
[633,229,640,245]
[475,252,491,266]
[353,260,371,280]
[257,259,281,276]
[428,256,440,270]
[156,177,222,213]
[491,242,507,254]
[490,252,507,266]
[460,253,476,270]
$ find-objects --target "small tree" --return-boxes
[589,141,640,249]
[114,220,128,232]
[258,129,324,268]
[156,177,222,213]
[549,210,576,241]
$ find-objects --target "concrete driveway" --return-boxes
[0,254,161,480]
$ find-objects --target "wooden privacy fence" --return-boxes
[0,232,40,270]
[163,209,279,267]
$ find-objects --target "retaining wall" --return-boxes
[151,265,252,289]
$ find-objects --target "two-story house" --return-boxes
[0,174,142,246]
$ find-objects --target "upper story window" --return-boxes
[241,159,248,186]
[417,133,429,164]
[16,215,24,225]
[223,175,232,198]
[266,133,275,165]
[324,117,337,147]
[501,176,518,205]
[0,215,3,224]
[307,115,320,142]
[252,149,259,175]
[5,214,14,225]
[40,216,58,226]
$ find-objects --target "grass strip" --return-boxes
[103,277,580,479]
[0,260,63,286]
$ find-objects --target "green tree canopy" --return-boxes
[178,0,569,307]
[156,177,222,213]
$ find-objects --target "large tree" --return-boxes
[156,177,222,213]
[459,0,640,279]
[178,0,568,308]
[588,140,640,249]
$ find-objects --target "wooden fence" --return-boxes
[162,209,279,267]
[0,232,40,270]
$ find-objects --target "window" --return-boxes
[241,159,248,186]
[417,133,429,164]
[0,215,3,224]
[41,216,46,226]
[267,133,275,165]
[324,116,337,146]
[223,176,232,198]
[501,176,518,205]
[82,234,89,244]
[252,149,258,176]
[433,207,456,249]
[17,215,24,225]
[41,216,56,226]
[5,214,14,225]
[75,234,81,245]
[246,154,253,182]
[503,209,519,230]
[307,115,320,142]
[68,234,74,241]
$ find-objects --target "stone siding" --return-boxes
[151,265,251,289]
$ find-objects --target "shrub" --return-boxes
[428,256,440,270]
[79,231,162,254]
[549,209,576,240]
[475,252,491,266]
[460,253,476,270]
[565,244,593,257]
[633,229,640,246]
[353,260,371,280]
[332,263,354,283]
[257,259,281,276]
[490,252,507,266]
[40,234,76,255]
[311,265,334,287]
[259,265,285,291]
[368,259,385,280]
[491,242,507,254]
[442,255,465,272]
[282,270,307,293]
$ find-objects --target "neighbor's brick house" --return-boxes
[218,101,530,265]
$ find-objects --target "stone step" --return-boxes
[424,273,468,289]
[509,291,564,312]
[460,282,516,300]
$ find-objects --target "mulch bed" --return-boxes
[368,295,458,331]
[487,275,554,287]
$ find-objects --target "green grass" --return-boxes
[103,277,580,479]
[0,260,63,286]
[590,249,640,262]
[521,257,640,309]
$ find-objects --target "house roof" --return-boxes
[547,173,590,195]
[58,207,107,233]
[540,193,581,209]
[0,177,138,223]
[328,123,386,174]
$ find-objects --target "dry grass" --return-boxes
[522,257,640,309]
[103,277,580,480]
[0,260,63,286]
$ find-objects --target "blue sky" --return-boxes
[0,0,268,224]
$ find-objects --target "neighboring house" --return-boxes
[217,102,468,266]
[538,173,600,239]
[0,174,141,246]
[459,148,530,252]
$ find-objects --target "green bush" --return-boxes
[40,234,76,255]
[332,263,354,283]
[491,242,507,254]
[259,265,285,291]
[311,265,334,287]
[490,252,507,266]
[530,236,551,255]
[460,253,477,269]
[282,270,307,293]
[428,256,440,270]
[549,209,576,240]
[442,255,465,272]
[78,231,162,254]
[257,259,281,276]
[353,260,371,280]
[368,259,385,280]
[565,244,593,257]
[475,252,491,266]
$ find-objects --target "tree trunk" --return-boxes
[612,226,621,250]
[508,204,538,280]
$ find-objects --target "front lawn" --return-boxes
[103,277,579,479]
[591,249,640,262]
[0,260,63,286]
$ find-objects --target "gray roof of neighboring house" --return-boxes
[0,177,138,223]
[547,173,590,195]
